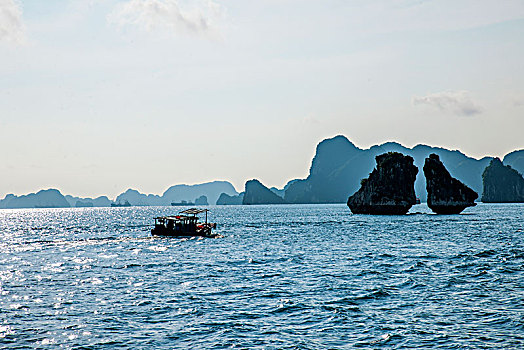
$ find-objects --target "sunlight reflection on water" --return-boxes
[0,204,522,348]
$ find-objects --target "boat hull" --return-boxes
[151,224,218,238]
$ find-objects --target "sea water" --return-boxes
[0,204,522,349]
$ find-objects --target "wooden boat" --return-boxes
[151,208,218,238]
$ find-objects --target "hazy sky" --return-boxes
[1,0,524,198]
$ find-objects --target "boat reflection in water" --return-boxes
[152,208,219,238]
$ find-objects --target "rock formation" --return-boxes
[194,195,209,206]
[113,181,239,206]
[347,152,418,214]
[162,181,238,207]
[283,135,490,204]
[216,192,244,205]
[481,158,524,202]
[243,179,285,205]
[423,154,478,214]
[66,195,112,207]
[115,189,163,206]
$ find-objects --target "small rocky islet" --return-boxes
[347,152,418,215]
[423,154,478,214]
[243,179,286,205]
[347,152,480,215]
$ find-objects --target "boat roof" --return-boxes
[155,215,196,220]
[154,208,209,221]
[180,208,209,215]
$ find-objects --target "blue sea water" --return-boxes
[0,204,522,349]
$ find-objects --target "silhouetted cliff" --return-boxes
[243,180,285,205]
[482,158,524,202]
[347,152,418,214]
[284,136,366,203]
[423,154,477,214]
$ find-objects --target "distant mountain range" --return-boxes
[230,135,524,204]
[0,181,238,209]
[283,135,522,203]
[65,195,112,208]
[0,189,71,209]
[1,136,523,209]
[114,181,237,206]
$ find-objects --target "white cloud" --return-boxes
[0,0,25,44]
[510,94,524,107]
[412,91,482,116]
[108,0,223,38]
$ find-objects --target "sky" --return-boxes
[1,0,524,199]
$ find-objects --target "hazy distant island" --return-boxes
[216,192,244,205]
[243,179,286,205]
[0,181,237,209]
[195,195,209,206]
[171,195,209,206]
[1,135,524,209]
[111,200,131,207]
[66,195,112,208]
[0,189,71,209]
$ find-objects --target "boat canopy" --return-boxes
[180,208,209,215]
[155,215,195,220]
[154,208,210,223]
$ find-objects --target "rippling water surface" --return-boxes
[0,204,523,349]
